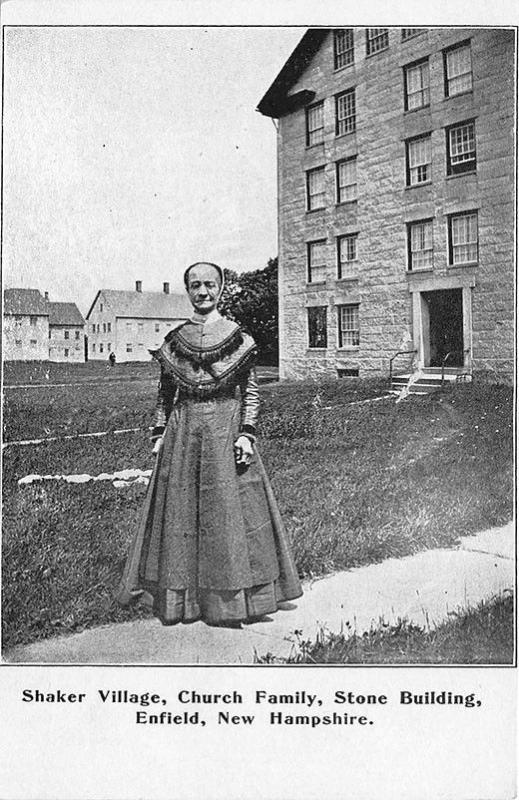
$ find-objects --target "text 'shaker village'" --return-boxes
[21,688,483,728]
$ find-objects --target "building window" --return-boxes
[336,157,357,203]
[404,59,429,111]
[406,134,432,186]
[91,324,95,333]
[99,343,104,353]
[64,330,69,339]
[407,220,433,270]
[444,41,472,97]
[307,307,327,349]
[402,28,424,41]
[307,240,327,283]
[334,29,354,69]
[64,348,69,357]
[30,339,37,348]
[30,316,37,326]
[92,343,96,353]
[100,303,103,312]
[338,304,360,347]
[107,342,111,351]
[446,120,476,175]
[107,322,111,332]
[366,28,389,55]
[306,167,326,210]
[126,343,133,353]
[97,324,100,332]
[138,343,144,350]
[337,234,358,279]
[138,322,144,331]
[155,323,160,333]
[306,102,324,146]
[335,89,356,135]
[75,330,80,340]
[448,212,478,265]
[102,323,106,332]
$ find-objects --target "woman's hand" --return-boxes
[234,435,253,467]
[152,437,163,456]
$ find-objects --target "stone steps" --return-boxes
[391,369,472,396]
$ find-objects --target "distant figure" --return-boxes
[116,261,302,627]
[108,352,116,366]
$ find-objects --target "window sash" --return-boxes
[306,103,324,146]
[449,123,475,165]
[338,235,358,278]
[446,45,472,95]
[406,62,429,109]
[336,90,356,135]
[307,168,326,209]
[338,305,360,347]
[409,221,433,269]
[402,28,423,41]
[336,159,357,202]
[450,213,478,263]
[366,28,389,54]
[308,307,328,348]
[334,29,354,68]
[407,136,432,185]
[308,241,327,283]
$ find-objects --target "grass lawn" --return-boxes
[2,364,513,650]
[256,593,515,664]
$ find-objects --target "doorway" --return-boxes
[422,289,464,367]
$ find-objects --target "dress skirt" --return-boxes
[116,394,302,625]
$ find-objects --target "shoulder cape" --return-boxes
[150,318,257,398]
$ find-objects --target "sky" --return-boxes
[2,26,303,314]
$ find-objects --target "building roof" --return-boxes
[48,302,85,326]
[3,288,49,316]
[257,28,330,118]
[86,289,192,320]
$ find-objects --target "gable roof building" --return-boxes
[258,27,514,384]
[48,301,86,363]
[3,288,50,361]
[86,281,192,362]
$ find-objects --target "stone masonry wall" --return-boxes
[277,28,515,381]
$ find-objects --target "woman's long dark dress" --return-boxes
[116,314,302,625]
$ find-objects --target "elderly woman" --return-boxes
[117,262,302,627]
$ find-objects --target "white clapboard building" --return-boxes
[86,281,192,362]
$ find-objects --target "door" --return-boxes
[424,289,463,367]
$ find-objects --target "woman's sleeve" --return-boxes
[151,366,175,441]
[239,366,260,440]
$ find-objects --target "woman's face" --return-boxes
[186,264,222,315]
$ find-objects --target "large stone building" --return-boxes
[3,288,49,361]
[48,302,86,362]
[86,281,192,362]
[258,28,515,382]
